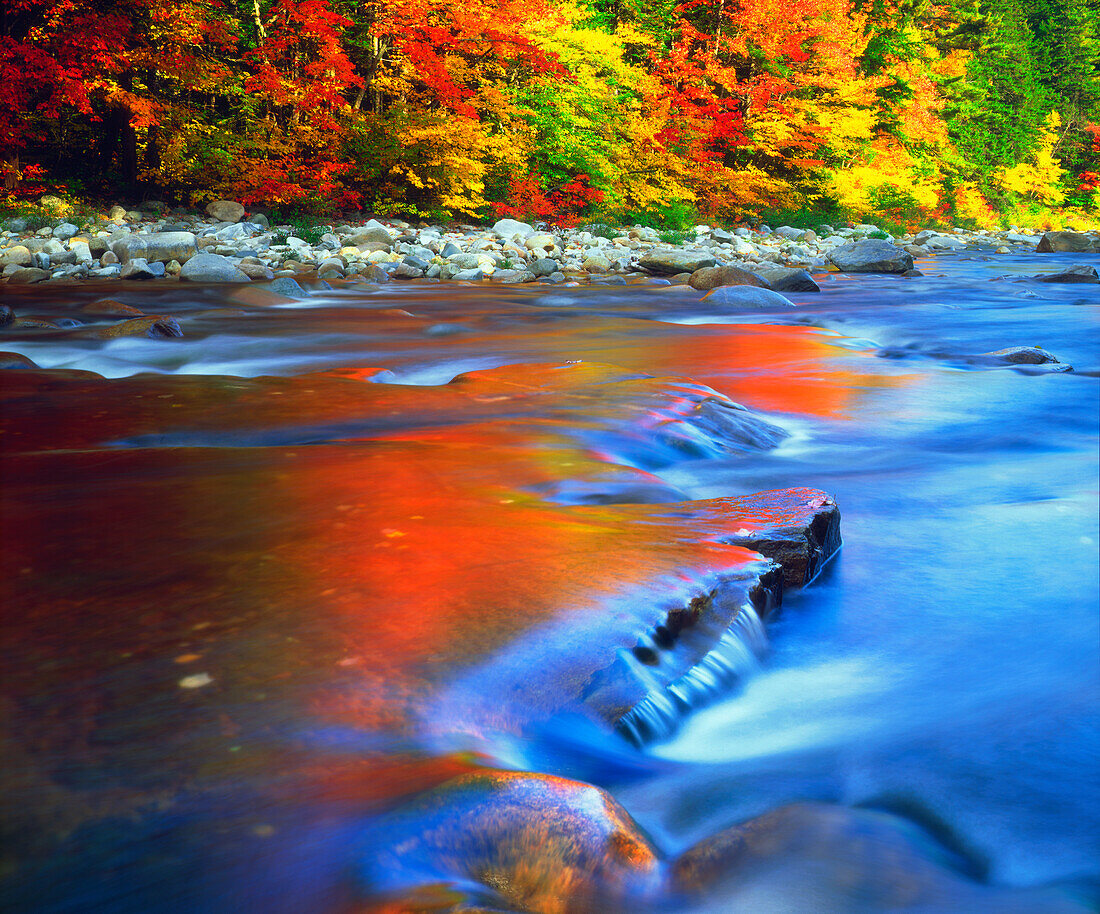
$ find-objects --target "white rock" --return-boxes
[179,252,250,283]
[492,218,535,241]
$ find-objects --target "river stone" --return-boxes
[0,246,33,267]
[752,265,821,292]
[672,803,1089,912]
[392,263,424,279]
[773,225,804,240]
[451,268,484,281]
[82,299,145,317]
[68,239,93,263]
[96,316,183,339]
[113,232,197,264]
[1036,231,1099,253]
[0,305,14,326]
[639,249,718,274]
[350,227,394,248]
[362,771,661,910]
[582,254,610,273]
[492,218,535,241]
[213,222,258,242]
[526,233,562,257]
[703,285,796,308]
[6,268,51,284]
[239,261,274,280]
[121,258,163,280]
[689,264,770,291]
[205,199,245,223]
[827,239,914,273]
[0,351,38,369]
[1031,264,1099,283]
[984,346,1065,365]
[52,222,79,241]
[530,257,559,277]
[179,253,250,283]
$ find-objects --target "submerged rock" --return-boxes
[702,285,796,308]
[673,803,1092,913]
[95,316,184,339]
[827,239,914,273]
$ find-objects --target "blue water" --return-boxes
[1,250,1097,911]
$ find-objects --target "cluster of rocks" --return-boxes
[2,198,1099,288]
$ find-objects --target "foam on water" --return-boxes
[618,604,769,746]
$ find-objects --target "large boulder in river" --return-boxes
[362,770,662,911]
[752,265,821,292]
[639,249,718,274]
[179,252,250,283]
[205,199,245,223]
[111,232,197,265]
[1036,230,1099,253]
[673,803,1092,913]
[827,239,914,273]
[1031,264,1099,283]
[703,285,796,309]
[983,346,1069,367]
[689,264,770,291]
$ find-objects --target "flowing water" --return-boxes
[1,251,1097,913]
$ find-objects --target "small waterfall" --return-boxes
[617,603,769,746]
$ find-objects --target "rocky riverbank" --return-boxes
[2,199,1099,289]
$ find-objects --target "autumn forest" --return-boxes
[3,0,1099,229]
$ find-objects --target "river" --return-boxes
[1,250,1097,912]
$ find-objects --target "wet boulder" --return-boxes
[0,351,38,369]
[982,346,1071,370]
[752,265,821,292]
[673,803,1093,914]
[827,239,914,273]
[95,316,184,339]
[361,770,662,911]
[1036,231,1099,253]
[1030,264,1099,283]
[639,249,718,274]
[689,264,770,292]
